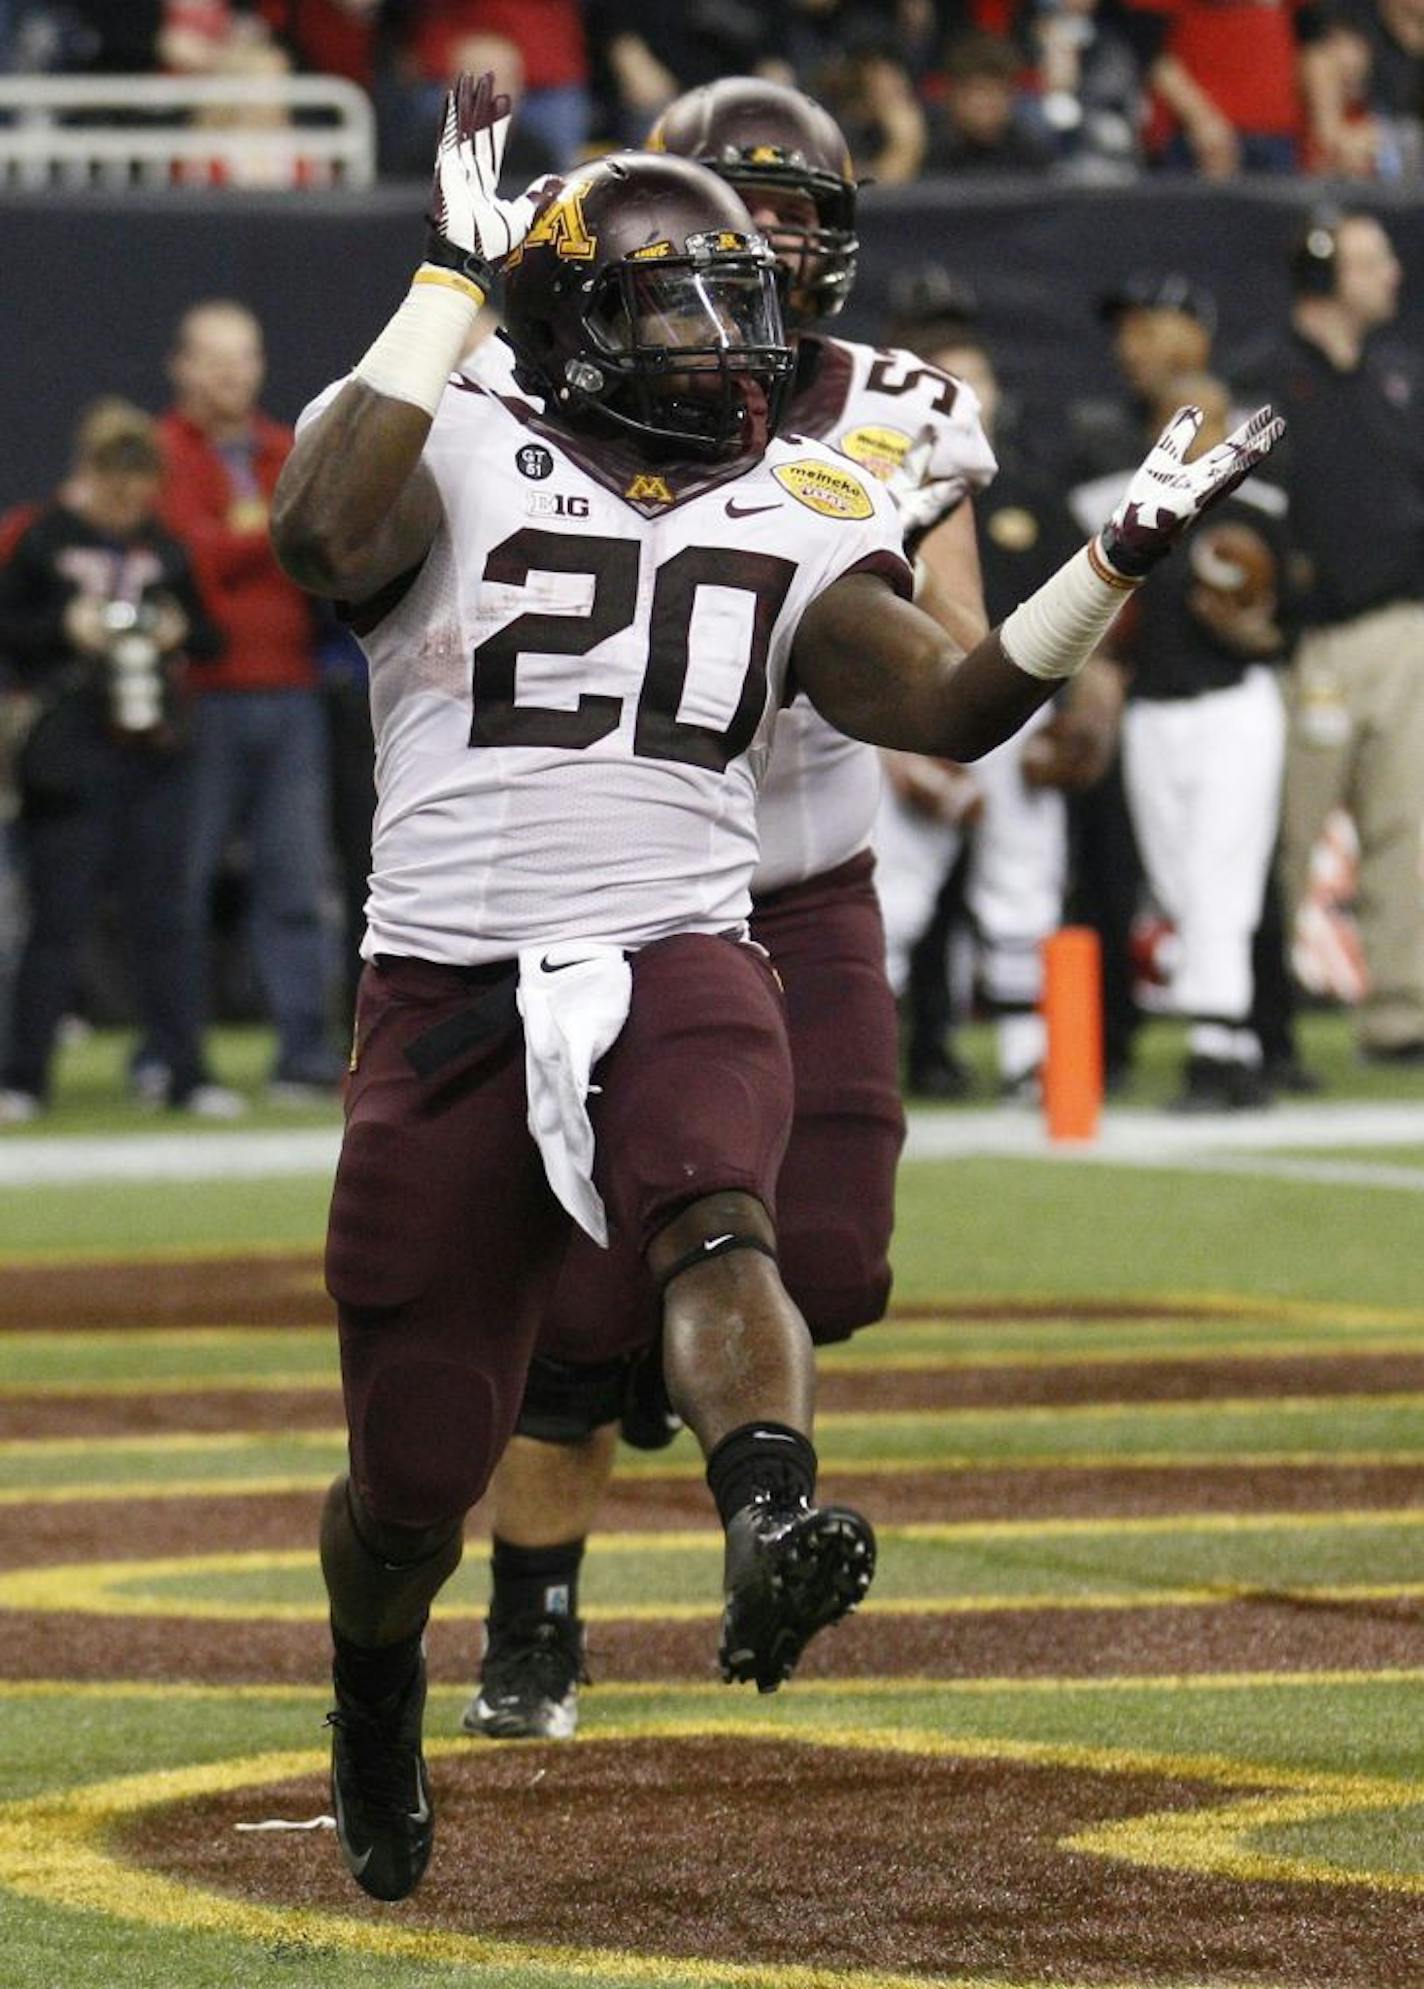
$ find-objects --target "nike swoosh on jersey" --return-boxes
[724,500,782,519]
[540,955,590,973]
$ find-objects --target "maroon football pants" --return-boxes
[326,932,793,1527]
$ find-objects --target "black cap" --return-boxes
[886,263,980,331]
[1098,272,1218,335]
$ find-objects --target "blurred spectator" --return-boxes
[0,399,241,1122]
[922,28,1055,172]
[1305,0,1424,179]
[257,0,382,86]
[875,322,1097,1100]
[815,32,929,180]
[159,300,342,1099]
[1108,373,1289,1110]
[590,0,791,146]
[1241,210,1424,1065]
[1076,269,1313,1091]
[1033,0,1145,174]
[389,2,588,168]
[1121,0,1329,175]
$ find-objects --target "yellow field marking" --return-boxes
[0,1741,1194,1989]
[4,1526,1423,1623]
[1067,1786,1424,1890]
[4,1451,1423,1508]
[10,1334,1424,1400]
[818,1335,1424,1373]
[0,1717,1413,1987]
[0,1372,339,1399]
[7,1390,1423,1463]
[3,1667,1422,1706]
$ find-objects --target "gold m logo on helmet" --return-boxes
[748,145,786,165]
[625,473,674,504]
[521,186,596,262]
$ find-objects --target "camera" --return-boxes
[101,599,165,734]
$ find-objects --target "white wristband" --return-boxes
[352,265,484,419]
[999,540,1139,682]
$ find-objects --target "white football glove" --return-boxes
[426,71,544,290]
[884,424,963,551]
[1098,402,1284,579]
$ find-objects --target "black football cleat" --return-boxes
[461,1612,588,1740]
[719,1495,876,1693]
[327,1649,433,1901]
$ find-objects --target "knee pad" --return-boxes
[515,1351,632,1444]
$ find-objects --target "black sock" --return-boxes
[331,1618,425,1704]
[706,1422,817,1527]
[489,1536,585,1625]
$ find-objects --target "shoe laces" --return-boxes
[483,1614,590,1700]
[326,1686,421,1816]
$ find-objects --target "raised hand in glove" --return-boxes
[884,424,962,554]
[426,71,546,300]
[1096,404,1284,582]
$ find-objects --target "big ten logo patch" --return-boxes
[516,444,555,481]
[527,491,591,519]
[772,459,874,520]
[512,185,595,265]
[837,424,913,485]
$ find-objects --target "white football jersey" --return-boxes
[752,335,997,894]
[299,369,911,964]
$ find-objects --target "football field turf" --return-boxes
[1,1017,1421,1988]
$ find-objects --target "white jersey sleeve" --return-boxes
[753,335,997,897]
[310,376,909,965]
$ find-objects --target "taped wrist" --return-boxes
[999,541,1140,682]
[352,265,483,418]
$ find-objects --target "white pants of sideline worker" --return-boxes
[876,709,1067,1080]
[1121,668,1285,1052]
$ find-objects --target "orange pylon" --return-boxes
[1041,926,1103,1142]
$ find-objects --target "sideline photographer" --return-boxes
[0,399,238,1120]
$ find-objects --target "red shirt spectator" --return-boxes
[1124,0,1320,171]
[158,301,315,693]
[406,0,586,91]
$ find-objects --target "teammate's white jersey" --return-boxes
[299,369,911,964]
[751,335,997,894]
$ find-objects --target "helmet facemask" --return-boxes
[715,160,857,328]
[562,235,794,459]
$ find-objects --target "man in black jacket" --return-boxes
[0,399,238,1119]
[1244,211,1424,1064]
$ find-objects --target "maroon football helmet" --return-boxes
[500,153,793,460]
[647,78,859,327]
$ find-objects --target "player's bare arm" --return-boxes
[795,576,1050,758]
[914,500,991,655]
[272,390,443,599]
[796,401,1284,760]
[271,70,540,601]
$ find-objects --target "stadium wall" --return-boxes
[2,179,1421,512]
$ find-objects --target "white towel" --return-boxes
[517,941,633,1246]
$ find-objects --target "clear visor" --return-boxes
[589,265,782,362]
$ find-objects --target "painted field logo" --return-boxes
[773,459,875,520]
[838,424,913,484]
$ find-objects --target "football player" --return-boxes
[272,72,1279,1901]
[460,76,999,1747]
